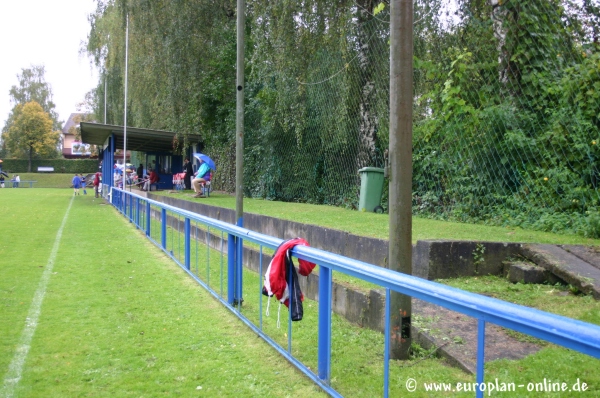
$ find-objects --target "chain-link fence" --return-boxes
[236,0,600,237]
[88,0,600,236]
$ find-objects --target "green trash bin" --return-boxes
[358,167,385,213]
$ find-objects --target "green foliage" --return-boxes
[2,101,60,171]
[411,0,600,236]
[3,65,61,131]
[82,0,600,236]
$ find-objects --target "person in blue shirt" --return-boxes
[72,173,82,195]
[192,160,211,198]
[80,174,87,195]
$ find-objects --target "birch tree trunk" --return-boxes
[490,0,510,84]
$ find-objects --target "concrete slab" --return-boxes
[412,299,541,374]
[562,245,600,271]
[520,244,600,299]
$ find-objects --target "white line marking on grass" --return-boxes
[1,196,74,398]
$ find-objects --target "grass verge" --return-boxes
[156,190,600,246]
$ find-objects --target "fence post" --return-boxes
[128,194,133,222]
[161,208,167,250]
[477,319,486,398]
[145,201,151,237]
[227,234,235,304]
[318,266,332,383]
[136,197,140,228]
[384,289,391,398]
[236,224,243,305]
[185,218,191,270]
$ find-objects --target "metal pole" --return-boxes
[388,0,413,360]
[123,15,129,189]
[234,0,245,304]
[104,75,107,124]
[235,0,244,226]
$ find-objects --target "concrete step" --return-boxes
[505,261,551,284]
[520,244,600,299]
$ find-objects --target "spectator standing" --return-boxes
[93,172,101,198]
[72,173,81,195]
[137,164,144,183]
[183,157,193,190]
[80,174,87,195]
[0,174,4,188]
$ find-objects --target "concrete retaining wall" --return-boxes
[150,194,522,333]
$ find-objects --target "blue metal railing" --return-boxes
[109,187,600,397]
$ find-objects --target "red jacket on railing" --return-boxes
[263,238,316,321]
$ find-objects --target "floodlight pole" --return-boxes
[233,0,245,304]
[389,0,413,359]
[123,15,129,191]
[104,74,107,124]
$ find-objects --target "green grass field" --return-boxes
[2,188,600,397]
[0,190,325,397]
[10,173,600,245]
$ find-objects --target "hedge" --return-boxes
[0,159,100,174]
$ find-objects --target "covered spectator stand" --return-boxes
[80,123,203,191]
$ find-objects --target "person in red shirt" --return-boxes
[143,168,159,191]
[93,172,101,198]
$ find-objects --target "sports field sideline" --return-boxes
[0,189,324,397]
[5,189,599,397]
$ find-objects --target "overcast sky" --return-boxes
[0,0,99,129]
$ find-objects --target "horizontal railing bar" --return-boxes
[291,245,600,358]
[115,188,600,360]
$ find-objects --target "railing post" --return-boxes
[185,217,191,270]
[318,266,332,383]
[129,194,133,222]
[136,197,140,228]
[227,234,235,305]
[384,288,391,398]
[477,319,485,398]
[236,227,243,305]
[145,201,151,237]
[161,208,167,250]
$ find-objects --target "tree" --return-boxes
[5,65,61,131]
[3,101,60,171]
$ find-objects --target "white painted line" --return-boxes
[1,196,74,398]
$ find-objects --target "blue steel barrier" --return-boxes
[109,187,600,398]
